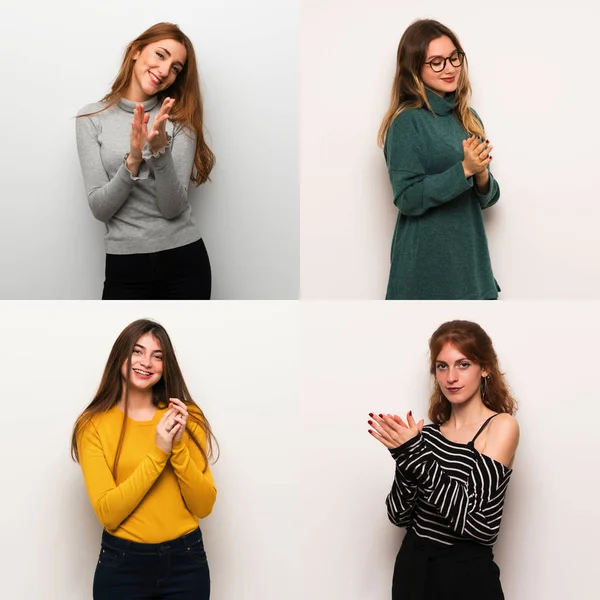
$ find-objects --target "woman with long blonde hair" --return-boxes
[379,20,501,300]
[72,319,218,599]
[368,320,519,599]
[76,23,215,300]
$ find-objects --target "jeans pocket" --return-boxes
[98,544,125,568]
[185,539,208,566]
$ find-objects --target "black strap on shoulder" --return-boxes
[470,413,500,444]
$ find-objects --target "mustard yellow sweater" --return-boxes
[77,404,217,543]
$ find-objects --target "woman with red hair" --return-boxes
[369,320,519,599]
[76,23,215,300]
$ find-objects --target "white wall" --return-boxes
[0,0,299,299]
[0,301,301,599]
[299,301,600,599]
[300,0,600,299]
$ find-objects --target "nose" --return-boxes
[139,355,152,368]
[446,367,458,384]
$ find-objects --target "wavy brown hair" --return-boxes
[77,22,214,185]
[378,19,485,148]
[427,320,517,425]
[71,319,219,477]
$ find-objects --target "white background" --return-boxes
[300,0,600,299]
[0,301,301,599]
[0,0,299,299]
[300,301,600,600]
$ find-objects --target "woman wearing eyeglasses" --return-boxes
[378,20,500,300]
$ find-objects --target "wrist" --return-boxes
[462,161,474,179]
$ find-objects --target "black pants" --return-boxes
[392,529,504,600]
[93,528,210,600]
[102,239,211,300]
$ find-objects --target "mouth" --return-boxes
[441,76,456,83]
[148,71,162,86]
[446,386,463,394]
[133,368,153,379]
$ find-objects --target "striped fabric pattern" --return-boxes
[386,424,512,546]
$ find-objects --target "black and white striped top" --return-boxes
[386,416,512,547]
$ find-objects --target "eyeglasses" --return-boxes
[424,51,465,73]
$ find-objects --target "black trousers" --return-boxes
[93,528,210,600]
[102,239,211,300]
[392,529,504,600]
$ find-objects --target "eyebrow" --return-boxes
[158,47,185,69]
[426,49,459,61]
[134,343,163,354]
[436,357,471,364]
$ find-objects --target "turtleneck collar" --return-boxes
[117,96,159,113]
[425,88,456,116]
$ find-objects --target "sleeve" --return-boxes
[470,109,500,210]
[385,437,420,527]
[386,112,473,217]
[75,112,150,223]
[169,416,217,519]
[77,420,170,530]
[391,434,512,544]
[146,124,197,219]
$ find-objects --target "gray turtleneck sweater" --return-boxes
[76,96,201,255]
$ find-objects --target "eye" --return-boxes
[133,349,142,355]
[172,66,180,75]
[156,51,164,59]
[459,362,471,369]
[436,363,447,371]
[431,58,444,67]
[154,355,163,361]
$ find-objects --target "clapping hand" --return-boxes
[148,97,175,155]
[368,411,424,449]
[462,135,493,178]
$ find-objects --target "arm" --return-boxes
[75,113,149,223]
[78,421,169,530]
[169,422,217,519]
[386,113,473,217]
[470,108,500,209]
[147,125,197,220]
[392,420,518,544]
[386,444,419,527]
[474,167,500,209]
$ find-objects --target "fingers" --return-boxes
[368,428,396,449]
[392,415,408,428]
[406,411,416,428]
[418,419,424,433]
[368,415,397,445]
[169,398,188,415]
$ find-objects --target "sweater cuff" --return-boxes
[389,434,423,462]
[146,133,173,167]
[149,443,171,465]
[122,154,149,181]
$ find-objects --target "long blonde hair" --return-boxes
[77,22,215,186]
[378,19,484,148]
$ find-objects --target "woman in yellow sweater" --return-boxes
[71,319,218,599]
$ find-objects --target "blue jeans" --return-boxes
[93,528,210,600]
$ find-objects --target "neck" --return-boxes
[426,86,446,98]
[446,394,490,429]
[119,387,154,411]
[124,82,152,103]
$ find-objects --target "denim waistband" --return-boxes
[101,528,203,555]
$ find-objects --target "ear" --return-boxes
[481,370,489,379]
[132,50,140,61]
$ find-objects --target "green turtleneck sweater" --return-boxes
[384,89,500,300]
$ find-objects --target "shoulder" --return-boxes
[484,413,519,467]
[389,107,424,134]
[76,101,108,118]
[469,107,484,127]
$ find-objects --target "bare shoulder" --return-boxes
[483,414,520,468]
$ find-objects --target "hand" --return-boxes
[168,397,189,442]
[155,408,182,453]
[368,412,424,449]
[462,135,493,178]
[129,103,150,163]
[148,97,175,154]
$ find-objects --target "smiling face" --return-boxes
[127,38,187,101]
[121,332,164,392]
[435,342,487,406]
[420,35,462,97]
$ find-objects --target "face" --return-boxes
[420,35,462,97]
[121,333,164,391]
[435,342,487,406]
[129,39,187,101]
